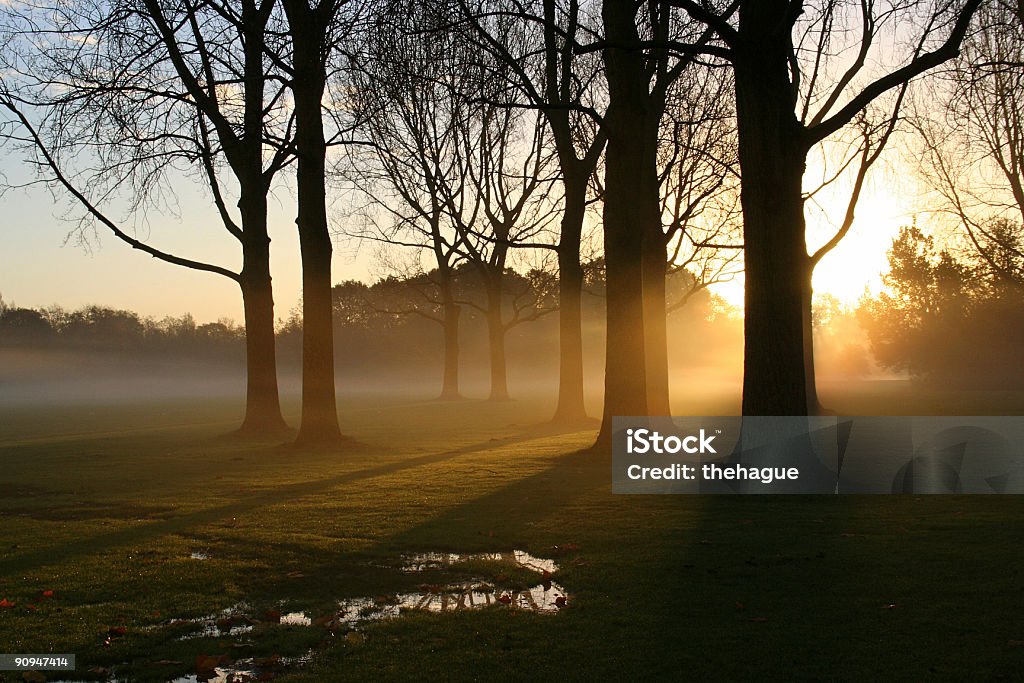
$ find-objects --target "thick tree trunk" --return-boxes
[290,24,342,445]
[236,189,287,435]
[595,0,662,445]
[439,278,462,400]
[484,275,510,401]
[643,226,671,416]
[735,2,814,416]
[552,177,588,423]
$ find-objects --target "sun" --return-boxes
[708,186,912,311]
[808,186,909,306]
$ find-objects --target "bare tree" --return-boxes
[451,101,560,400]
[648,59,742,415]
[661,0,983,416]
[912,2,1024,282]
[0,0,293,435]
[345,3,477,400]
[270,0,364,444]
[458,0,606,422]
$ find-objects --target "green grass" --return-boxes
[1,392,1022,681]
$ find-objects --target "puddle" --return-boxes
[335,578,567,626]
[132,550,568,681]
[169,652,312,683]
[334,549,568,625]
[280,611,311,626]
[401,550,559,575]
[170,604,255,641]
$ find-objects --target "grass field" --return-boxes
[1,390,1023,681]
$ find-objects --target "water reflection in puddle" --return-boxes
[401,550,559,575]
[280,611,312,626]
[172,604,254,641]
[336,549,568,625]
[168,652,312,683]
[335,579,567,627]
[138,550,567,681]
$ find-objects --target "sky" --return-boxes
[0,157,375,324]
[0,107,929,325]
[0,153,917,323]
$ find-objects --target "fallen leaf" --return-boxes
[262,610,281,623]
[286,571,305,579]
[108,626,127,637]
[0,598,16,608]
[312,615,335,628]
[195,654,231,673]
[881,604,897,610]
[345,631,365,646]
[555,596,567,609]
[41,590,54,598]
[153,660,183,666]
[498,593,513,605]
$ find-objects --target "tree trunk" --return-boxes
[289,20,342,445]
[734,2,813,416]
[552,176,588,423]
[643,226,671,416]
[595,0,661,445]
[439,277,462,400]
[802,270,824,414]
[236,189,288,435]
[484,273,510,401]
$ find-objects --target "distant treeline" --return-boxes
[0,302,246,361]
[9,224,1023,391]
[0,263,736,385]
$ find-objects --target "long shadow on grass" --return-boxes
[229,444,610,611]
[0,424,589,576]
[257,455,1024,680]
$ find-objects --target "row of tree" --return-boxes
[0,301,246,357]
[0,264,729,381]
[1,0,1018,447]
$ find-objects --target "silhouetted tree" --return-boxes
[648,61,741,415]
[347,3,477,399]
[671,0,982,415]
[0,0,292,434]
[913,2,1024,281]
[459,0,607,422]
[453,103,558,400]
[272,0,363,444]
